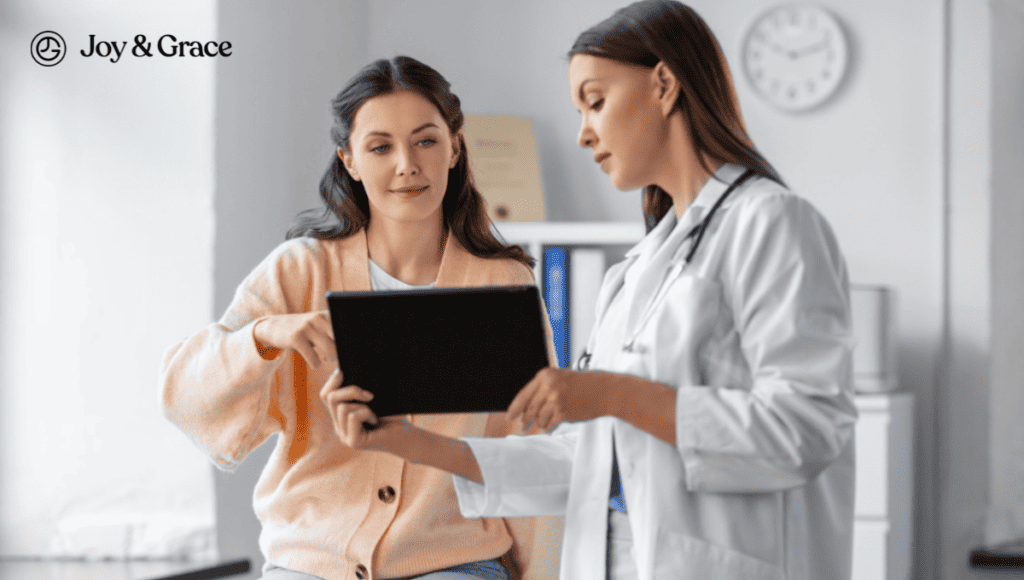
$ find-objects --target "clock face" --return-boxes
[742,3,848,112]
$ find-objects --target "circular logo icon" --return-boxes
[31,31,66,67]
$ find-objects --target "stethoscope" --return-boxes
[576,169,756,370]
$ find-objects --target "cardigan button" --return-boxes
[378,485,396,503]
[355,563,368,579]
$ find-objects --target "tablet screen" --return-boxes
[326,285,550,417]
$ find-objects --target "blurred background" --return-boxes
[0,1,1020,579]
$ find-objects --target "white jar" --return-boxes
[850,285,898,393]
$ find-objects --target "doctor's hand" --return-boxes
[319,369,415,454]
[507,368,622,432]
[253,310,335,368]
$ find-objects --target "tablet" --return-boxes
[326,285,550,418]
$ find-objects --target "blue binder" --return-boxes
[544,247,569,368]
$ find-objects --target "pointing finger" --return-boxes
[295,338,320,369]
[319,368,344,401]
[328,385,374,407]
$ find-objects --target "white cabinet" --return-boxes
[852,393,914,580]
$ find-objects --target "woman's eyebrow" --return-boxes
[577,79,597,102]
[364,122,439,139]
[411,122,439,134]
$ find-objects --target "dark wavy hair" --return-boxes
[569,0,784,231]
[287,56,533,268]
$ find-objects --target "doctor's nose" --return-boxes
[577,123,596,149]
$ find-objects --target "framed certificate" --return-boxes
[463,115,546,222]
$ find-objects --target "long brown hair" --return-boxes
[287,56,533,268]
[569,0,784,231]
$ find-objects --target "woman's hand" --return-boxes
[506,368,621,432]
[318,369,413,453]
[508,368,679,444]
[319,369,485,482]
[253,310,335,368]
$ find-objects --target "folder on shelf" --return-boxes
[463,115,545,223]
[543,247,569,368]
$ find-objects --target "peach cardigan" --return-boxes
[160,230,562,580]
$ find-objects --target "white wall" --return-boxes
[0,1,216,557]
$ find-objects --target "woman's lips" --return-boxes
[393,185,429,196]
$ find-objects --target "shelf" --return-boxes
[491,221,646,281]
[492,221,646,246]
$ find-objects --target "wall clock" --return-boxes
[741,3,849,112]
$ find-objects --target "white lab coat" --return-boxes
[454,163,857,580]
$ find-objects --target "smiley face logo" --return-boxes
[31,31,66,67]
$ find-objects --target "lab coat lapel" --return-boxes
[587,214,671,355]
[590,257,631,334]
[621,168,739,342]
[622,211,691,342]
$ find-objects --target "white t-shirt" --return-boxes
[368,259,436,291]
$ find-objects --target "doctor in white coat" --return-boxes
[322,2,857,579]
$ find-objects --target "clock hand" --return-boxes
[791,40,829,59]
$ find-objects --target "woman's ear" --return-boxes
[653,61,681,117]
[449,133,462,169]
[338,148,361,181]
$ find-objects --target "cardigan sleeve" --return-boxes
[158,239,322,471]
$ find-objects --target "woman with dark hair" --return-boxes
[325,3,856,580]
[160,56,561,580]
